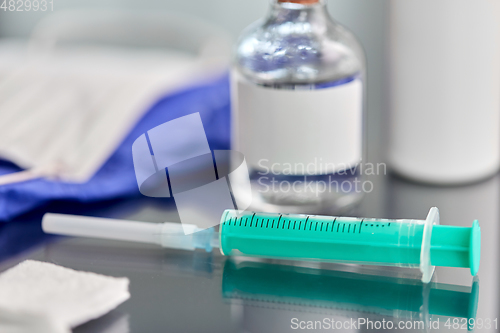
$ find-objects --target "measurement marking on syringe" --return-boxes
[266,219,269,228]
[293,221,297,229]
[331,218,337,231]
[342,224,346,233]
[223,210,230,225]
[348,224,351,233]
[304,216,310,230]
[359,219,364,233]
[250,213,256,227]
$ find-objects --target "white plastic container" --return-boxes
[388,0,500,184]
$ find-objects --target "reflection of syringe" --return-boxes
[42,207,480,283]
[222,260,479,330]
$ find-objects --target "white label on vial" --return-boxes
[232,76,363,174]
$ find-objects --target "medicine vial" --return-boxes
[231,0,366,214]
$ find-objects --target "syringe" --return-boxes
[42,207,480,283]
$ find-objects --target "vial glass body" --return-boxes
[231,0,366,214]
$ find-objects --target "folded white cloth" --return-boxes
[0,260,130,333]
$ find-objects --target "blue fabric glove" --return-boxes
[0,75,231,222]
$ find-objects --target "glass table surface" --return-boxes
[0,173,498,333]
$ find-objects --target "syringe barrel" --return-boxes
[219,210,424,267]
[219,210,480,276]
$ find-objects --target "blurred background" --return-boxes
[0,0,391,217]
[0,0,388,161]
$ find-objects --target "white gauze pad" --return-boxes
[0,260,130,332]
